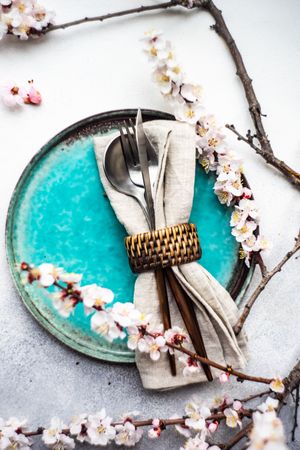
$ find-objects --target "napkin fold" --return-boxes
[94,120,248,390]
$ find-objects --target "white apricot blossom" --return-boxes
[86,409,116,446]
[184,403,210,431]
[258,397,279,413]
[91,310,126,341]
[42,417,75,449]
[111,302,136,327]
[179,354,201,377]
[138,335,168,361]
[0,0,55,40]
[114,420,143,446]
[270,378,285,394]
[224,408,242,428]
[248,411,288,450]
[69,414,88,443]
[142,30,268,266]
[80,284,114,314]
[37,263,62,287]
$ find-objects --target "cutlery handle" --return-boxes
[155,269,177,376]
[164,268,213,382]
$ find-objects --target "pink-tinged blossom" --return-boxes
[232,400,242,411]
[179,354,201,377]
[0,0,55,41]
[164,326,188,353]
[219,371,230,383]
[52,294,77,318]
[24,82,42,105]
[69,414,88,443]
[148,419,162,439]
[208,421,218,433]
[1,82,26,107]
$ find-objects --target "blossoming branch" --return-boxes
[0,0,54,40]
[142,30,270,267]
[0,80,41,107]
[0,386,288,449]
[20,262,285,393]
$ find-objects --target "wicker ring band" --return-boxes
[124,223,201,273]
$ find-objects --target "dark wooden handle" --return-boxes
[155,269,177,376]
[165,268,213,382]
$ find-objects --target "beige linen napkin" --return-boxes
[94,120,247,390]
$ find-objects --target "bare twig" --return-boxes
[291,384,300,441]
[170,342,273,385]
[194,0,272,154]
[234,231,300,335]
[192,0,300,187]
[222,421,252,450]
[222,361,300,449]
[44,1,183,33]
[43,0,300,187]
[226,124,300,187]
[255,252,267,278]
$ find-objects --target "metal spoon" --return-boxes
[103,132,151,229]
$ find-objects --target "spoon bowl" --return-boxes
[103,134,151,227]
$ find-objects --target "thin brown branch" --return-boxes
[192,0,300,188]
[170,342,272,385]
[291,384,300,441]
[44,1,184,33]
[234,231,300,335]
[226,124,300,187]
[255,252,267,278]
[223,421,253,450]
[23,409,254,438]
[195,0,272,153]
[282,361,300,400]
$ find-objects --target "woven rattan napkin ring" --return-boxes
[124,223,201,274]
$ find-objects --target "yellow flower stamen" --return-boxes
[185,109,195,119]
[150,47,157,56]
[198,126,208,137]
[172,66,181,74]
[159,74,170,82]
[95,298,104,307]
[208,137,218,147]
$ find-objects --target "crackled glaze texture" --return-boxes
[6,112,247,362]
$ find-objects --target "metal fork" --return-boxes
[120,120,157,193]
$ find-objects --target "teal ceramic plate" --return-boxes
[6,109,253,363]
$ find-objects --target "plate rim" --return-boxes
[5,108,255,363]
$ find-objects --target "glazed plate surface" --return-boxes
[6,109,252,363]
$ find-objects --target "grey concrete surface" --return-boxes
[0,0,299,448]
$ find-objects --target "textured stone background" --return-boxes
[0,0,299,448]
